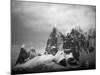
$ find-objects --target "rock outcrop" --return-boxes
[45,27,64,55]
[16,47,29,65]
[16,46,37,65]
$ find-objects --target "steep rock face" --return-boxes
[16,47,37,65]
[16,47,29,65]
[45,27,76,65]
[45,27,64,55]
[28,48,37,60]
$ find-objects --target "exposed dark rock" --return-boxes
[28,48,37,59]
[59,59,67,67]
[16,47,29,65]
[16,47,37,65]
[45,27,64,55]
[67,58,79,66]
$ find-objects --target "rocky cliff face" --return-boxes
[16,47,29,65]
[45,26,96,62]
[16,47,37,65]
[45,27,64,55]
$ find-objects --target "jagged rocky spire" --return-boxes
[16,45,37,65]
[45,26,64,55]
[16,44,29,65]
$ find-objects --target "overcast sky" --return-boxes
[11,0,96,51]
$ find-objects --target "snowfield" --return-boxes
[14,55,55,69]
[13,50,74,70]
[13,54,67,73]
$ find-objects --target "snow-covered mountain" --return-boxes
[12,26,96,74]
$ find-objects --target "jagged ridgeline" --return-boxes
[45,26,96,56]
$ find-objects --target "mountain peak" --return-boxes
[45,26,64,55]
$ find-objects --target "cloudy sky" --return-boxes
[11,0,96,51]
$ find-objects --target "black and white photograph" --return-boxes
[11,0,96,74]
